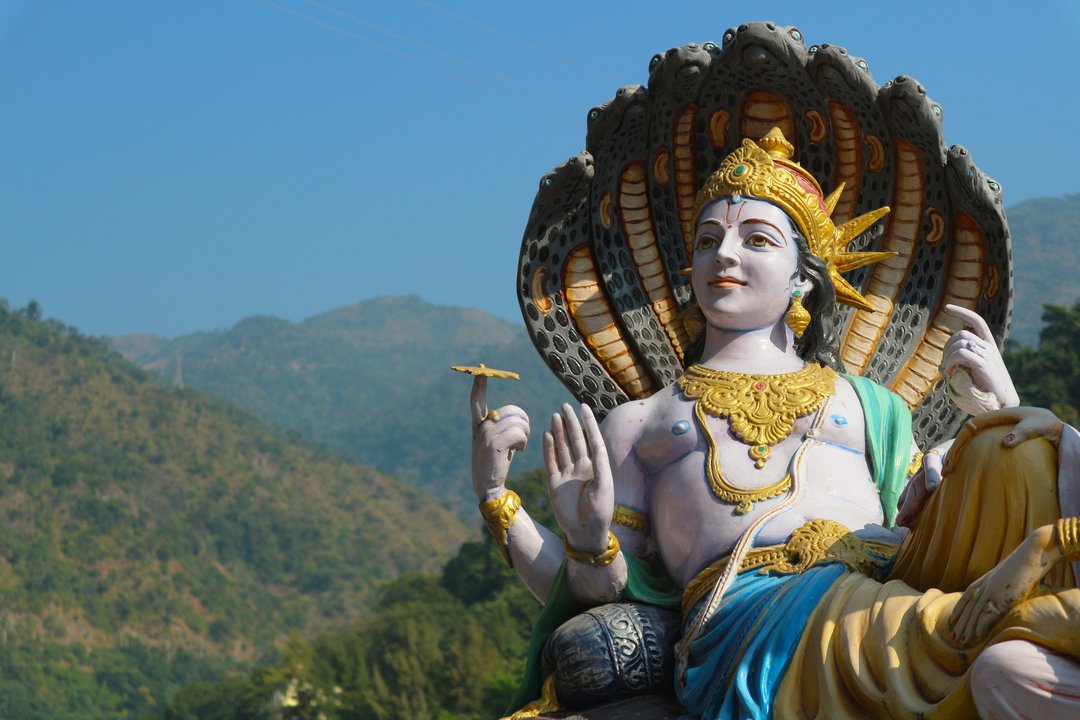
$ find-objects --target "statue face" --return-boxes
[691,197,806,331]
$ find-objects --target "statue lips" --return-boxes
[709,275,747,289]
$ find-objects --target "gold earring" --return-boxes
[785,290,811,338]
[679,267,693,276]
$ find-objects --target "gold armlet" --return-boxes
[1055,517,1080,562]
[612,504,649,534]
[480,490,521,567]
[563,531,621,567]
[906,451,923,478]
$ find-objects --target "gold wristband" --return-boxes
[906,451,924,478]
[563,531,621,567]
[1055,517,1080,562]
[612,504,649,535]
[480,490,521,567]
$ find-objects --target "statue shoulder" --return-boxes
[600,382,684,465]
[600,386,667,439]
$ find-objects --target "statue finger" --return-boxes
[923,452,944,491]
[470,375,489,424]
[561,403,588,463]
[944,304,994,344]
[543,431,563,483]
[951,578,984,634]
[949,589,972,627]
[954,596,980,644]
[494,405,530,425]
[943,329,980,355]
[959,590,991,644]
[492,426,529,453]
[581,404,611,478]
[551,413,573,470]
[492,415,531,444]
[941,349,984,377]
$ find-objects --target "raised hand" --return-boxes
[543,403,614,555]
[941,304,1019,414]
[470,375,530,500]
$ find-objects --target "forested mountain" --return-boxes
[0,302,468,718]
[1008,193,1080,346]
[112,296,574,518]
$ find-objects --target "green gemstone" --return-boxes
[734,164,747,176]
[758,446,767,452]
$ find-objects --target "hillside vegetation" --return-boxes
[1007,193,1080,346]
[0,301,468,718]
[113,296,574,517]
[154,468,556,720]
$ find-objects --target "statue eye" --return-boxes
[696,235,717,251]
[747,234,773,248]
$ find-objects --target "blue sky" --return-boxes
[2,1,1077,337]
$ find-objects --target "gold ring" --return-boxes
[477,409,500,428]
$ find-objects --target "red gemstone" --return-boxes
[755,382,765,390]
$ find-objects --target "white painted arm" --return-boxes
[470,376,563,602]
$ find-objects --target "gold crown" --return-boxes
[692,128,894,312]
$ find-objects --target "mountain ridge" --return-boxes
[112,294,575,518]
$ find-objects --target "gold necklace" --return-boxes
[676,363,837,513]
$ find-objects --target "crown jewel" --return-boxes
[692,128,894,312]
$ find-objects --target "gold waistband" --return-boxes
[681,519,899,617]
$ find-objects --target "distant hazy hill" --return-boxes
[0,302,467,718]
[112,296,574,517]
[1008,193,1080,346]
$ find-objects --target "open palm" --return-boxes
[543,403,614,555]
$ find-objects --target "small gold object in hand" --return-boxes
[450,363,521,380]
[477,409,501,428]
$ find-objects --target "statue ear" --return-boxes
[792,276,813,301]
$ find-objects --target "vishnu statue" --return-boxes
[465,23,1080,720]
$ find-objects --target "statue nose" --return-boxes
[714,236,740,267]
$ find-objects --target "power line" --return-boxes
[257,0,578,122]
[413,0,623,85]
[303,0,580,109]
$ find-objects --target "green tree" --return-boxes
[1004,301,1080,424]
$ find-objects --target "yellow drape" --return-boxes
[776,417,1079,719]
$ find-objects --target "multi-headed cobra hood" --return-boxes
[516,22,1012,449]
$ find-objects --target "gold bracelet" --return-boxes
[1055,517,1080,562]
[480,490,521,567]
[906,451,924,478]
[563,531,621,567]
[612,504,649,535]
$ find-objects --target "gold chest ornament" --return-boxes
[676,362,838,513]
